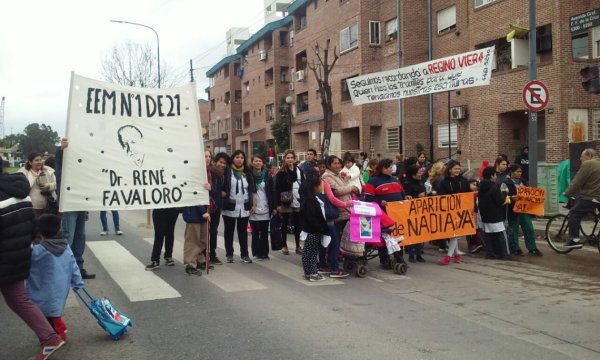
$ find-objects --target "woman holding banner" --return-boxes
[436,160,470,265]
[402,164,427,263]
[503,164,542,256]
[363,158,404,268]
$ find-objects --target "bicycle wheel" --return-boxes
[545,214,573,254]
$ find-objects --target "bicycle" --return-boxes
[545,199,600,254]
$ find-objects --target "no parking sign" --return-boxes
[522,80,550,111]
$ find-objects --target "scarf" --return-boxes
[253,168,267,191]
[231,164,245,180]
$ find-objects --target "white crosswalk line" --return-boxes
[142,237,267,292]
[87,241,181,302]
[254,253,343,286]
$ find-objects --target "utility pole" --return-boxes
[0,96,5,140]
[190,59,195,82]
[528,0,538,187]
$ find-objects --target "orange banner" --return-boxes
[386,193,476,246]
[513,186,546,216]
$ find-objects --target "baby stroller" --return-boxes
[340,211,407,277]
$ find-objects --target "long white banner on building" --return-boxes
[59,73,209,212]
[347,46,495,105]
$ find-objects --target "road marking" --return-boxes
[254,253,343,286]
[87,241,181,302]
[142,237,267,292]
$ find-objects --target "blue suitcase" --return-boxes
[73,287,133,340]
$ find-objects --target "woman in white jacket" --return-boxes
[19,152,57,217]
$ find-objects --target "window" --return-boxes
[475,0,499,8]
[341,74,357,101]
[592,109,600,140]
[244,81,250,96]
[235,117,243,130]
[297,92,309,113]
[340,23,359,52]
[266,104,275,121]
[386,127,400,150]
[438,124,457,148]
[210,99,215,111]
[369,21,381,46]
[224,91,230,104]
[224,65,230,78]
[280,31,289,47]
[386,18,398,41]
[593,27,600,59]
[572,33,589,59]
[437,5,456,34]
[234,90,242,103]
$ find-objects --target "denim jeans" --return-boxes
[62,211,87,269]
[100,211,120,232]
[209,210,221,258]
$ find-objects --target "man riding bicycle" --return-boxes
[563,148,600,248]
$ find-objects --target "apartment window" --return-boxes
[280,31,289,47]
[593,27,600,58]
[235,117,243,130]
[234,90,242,103]
[386,127,400,150]
[340,23,359,52]
[266,104,275,122]
[341,74,357,101]
[386,18,398,41]
[475,0,499,8]
[224,65,230,78]
[210,99,215,111]
[369,21,381,46]
[224,118,230,131]
[572,32,589,59]
[244,81,250,96]
[224,91,230,104]
[297,92,309,113]
[438,124,457,148]
[437,5,456,34]
[592,109,600,140]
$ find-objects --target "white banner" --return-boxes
[59,73,209,212]
[347,46,495,105]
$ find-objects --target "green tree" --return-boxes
[0,134,20,148]
[19,123,60,157]
[271,97,290,151]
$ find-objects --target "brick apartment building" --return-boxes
[205,0,600,166]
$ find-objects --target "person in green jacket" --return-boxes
[363,158,378,184]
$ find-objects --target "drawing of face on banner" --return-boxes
[117,125,145,167]
[59,73,209,212]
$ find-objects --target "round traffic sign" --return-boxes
[522,80,550,111]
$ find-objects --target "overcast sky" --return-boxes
[0,0,266,137]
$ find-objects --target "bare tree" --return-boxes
[307,39,338,159]
[100,41,172,88]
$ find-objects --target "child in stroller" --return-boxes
[340,210,407,277]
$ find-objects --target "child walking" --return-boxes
[26,214,84,342]
[299,169,330,282]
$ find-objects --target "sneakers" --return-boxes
[100,231,108,236]
[453,254,462,263]
[318,267,331,275]
[307,274,326,282]
[470,244,483,254]
[185,266,202,276]
[211,256,223,265]
[27,340,65,360]
[565,240,583,249]
[456,249,465,256]
[329,270,349,278]
[145,261,160,271]
[80,269,96,279]
[240,256,253,263]
[529,248,543,256]
[226,256,234,263]
[164,257,175,266]
[116,230,123,235]
[439,256,451,265]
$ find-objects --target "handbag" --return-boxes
[318,193,339,220]
[44,194,59,215]
[280,191,293,206]
[270,215,284,250]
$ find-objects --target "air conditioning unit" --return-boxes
[295,70,305,82]
[221,133,228,140]
[259,50,268,61]
[450,106,468,120]
[289,82,295,91]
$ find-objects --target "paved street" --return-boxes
[2,210,600,360]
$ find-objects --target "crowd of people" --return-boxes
[5,139,598,359]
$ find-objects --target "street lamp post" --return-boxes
[110,20,161,88]
[285,96,293,150]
